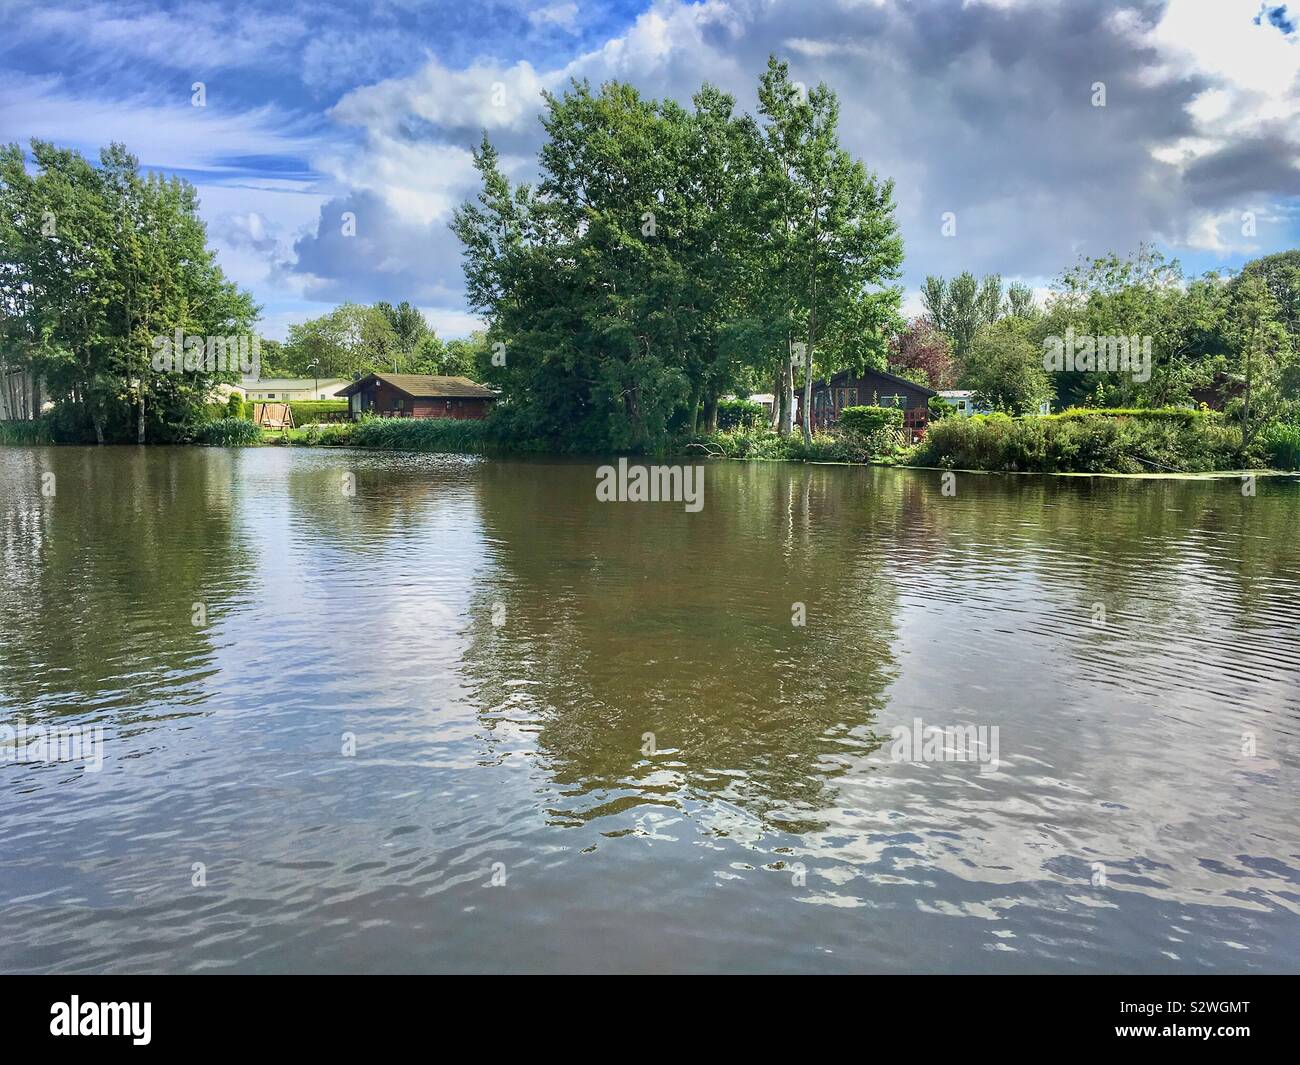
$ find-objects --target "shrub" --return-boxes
[716,398,767,430]
[298,422,357,447]
[194,418,263,447]
[913,412,1246,473]
[225,393,245,419]
[838,405,904,434]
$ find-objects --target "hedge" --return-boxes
[838,405,904,433]
[716,398,767,430]
[1047,407,1221,423]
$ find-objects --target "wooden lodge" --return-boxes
[801,368,938,436]
[335,373,498,421]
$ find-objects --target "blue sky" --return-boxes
[2,0,1297,339]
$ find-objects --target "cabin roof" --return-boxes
[334,373,498,399]
[816,367,938,397]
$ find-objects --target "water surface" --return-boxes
[1,446,1297,973]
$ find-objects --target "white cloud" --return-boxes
[528,2,581,34]
[0,74,320,174]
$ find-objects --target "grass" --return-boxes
[0,420,51,444]
[195,418,263,447]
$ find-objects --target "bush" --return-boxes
[194,418,263,447]
[716,398,767,430]
[838,405,904,434]
[225,394,245,419]
[0,420,50,444]
[913,412,1247,473]
[298,422,357,447]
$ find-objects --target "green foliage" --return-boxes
[716,398,766,429]
[694,428,855,461]
[0,419,50,444]
[914,412,1250,473]
[1048,407,1219,423]
[194,417,262,447]
[286,399,347,425]
[452,58,902,453]
[0,139,257,443]
[279,303,400,379]
[1257,422,1300,470]
[838,405,903,433]
[350,417,493,453]
[225,393,245,419]
[962,318,1054,415]
[297,421,357,446]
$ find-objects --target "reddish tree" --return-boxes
[889,317,955,389]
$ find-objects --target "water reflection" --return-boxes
[0,447,1296,973]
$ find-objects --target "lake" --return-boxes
[1,445,1297,973]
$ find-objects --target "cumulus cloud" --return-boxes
[288,0,1290,304]
[27,0,1273,324]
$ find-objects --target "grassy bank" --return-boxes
[910,410,1292,473]
[0,420,51,445]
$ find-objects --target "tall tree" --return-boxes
[755,57,903,444]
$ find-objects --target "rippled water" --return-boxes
[1,445,1297,973]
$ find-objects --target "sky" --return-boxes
[1,0,1297,340]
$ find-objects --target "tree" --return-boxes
[1005,281,1038,319]
[451,62,898,452]
[889,317,954,388]
[963,318,1053,414]
[280,303,400,378]
[1225,273,1292,448]
[376,300,430,356]
[0,140,255,443]
[754,57,902,444]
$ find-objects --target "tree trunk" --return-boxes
[136,380,146,445]
[800,309,817,445]
[780,342,794,437]
[769,363,782,430]
[703,395,718,433]
[1241,325,1254,449]
[91,405,105,445]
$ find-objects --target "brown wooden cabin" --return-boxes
[335,373,498,421]
[1189,372,1245,412]
[801,368,937,436]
